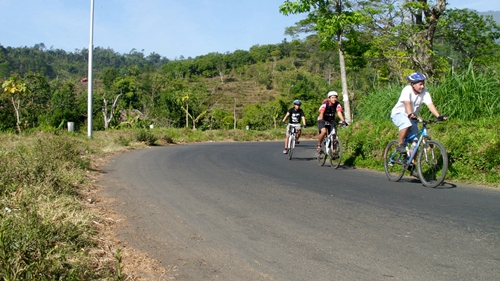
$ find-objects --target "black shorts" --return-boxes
[317,120,333,134]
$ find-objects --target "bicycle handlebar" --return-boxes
[419,119,445,125]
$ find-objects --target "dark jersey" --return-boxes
[318,100,342,122]
[287,108,304,124]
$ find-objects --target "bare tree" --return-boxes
[102,89,123,129]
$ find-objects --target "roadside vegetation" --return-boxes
[1,67,500,281]
[1,94,498,279]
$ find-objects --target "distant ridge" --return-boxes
[480,11,500,24]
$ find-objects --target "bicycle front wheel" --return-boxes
[288,135,295,160]
[417,140,448,188]
[383,140,405,182]
[329,138,342,169]
[317,145,326,166]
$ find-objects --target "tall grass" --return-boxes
[358,67,500,121]
[432,67,500,120]
[355,84,401,121]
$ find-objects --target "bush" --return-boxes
[135,129,157,146]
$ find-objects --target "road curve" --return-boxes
[98,141,500,281]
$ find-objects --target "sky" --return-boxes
[0,0,498,60]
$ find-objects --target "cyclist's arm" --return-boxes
[318,110,325,121]
[282,112,290,123]
[426,103,441,118]
[301,116,306,127]
[403,100,414,117]
[336,111,345,122]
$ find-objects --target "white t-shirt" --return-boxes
[391,85,433,116]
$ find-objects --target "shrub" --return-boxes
[135,129,157,146]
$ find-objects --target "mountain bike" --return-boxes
[285,124,299,160]
[317,121,343,169]
[383,119,448,188]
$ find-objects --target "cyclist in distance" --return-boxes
[317,91,348,152]
[390,72,448,154]
[281,99,307,154]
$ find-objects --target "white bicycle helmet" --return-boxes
[327,91,338,97]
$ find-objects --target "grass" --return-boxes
[0,134,112,280]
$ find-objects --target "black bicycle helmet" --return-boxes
[407,72,427,83]
[293,99,302,105]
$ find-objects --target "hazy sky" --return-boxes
[0,0,497,59]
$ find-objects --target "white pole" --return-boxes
[87,0,95,138]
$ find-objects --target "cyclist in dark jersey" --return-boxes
[317,91,347,152]
[281,99,306,154]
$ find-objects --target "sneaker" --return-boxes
[296,141,300,144]
[397,144,407,154]
[408,165,418,177]
[283,149,288,154]
[411,168,419,178]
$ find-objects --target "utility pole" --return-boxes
[87,0,95,138]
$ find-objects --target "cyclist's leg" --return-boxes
[284,124,291,153]
[296,124,302,142]
[406,119,419,159]
[391,112,411,153]
[317,120,327,151]
[292,124,301,143]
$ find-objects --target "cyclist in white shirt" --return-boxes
[390,72,447,154]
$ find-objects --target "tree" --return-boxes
[102,89,123,129]
[24,72,51,128]
[437,9,500,68]
[49,82,78,128]
[2,75,26,132]
[280,0,369,123]
[176,87,220,130]
[400,0,447,76]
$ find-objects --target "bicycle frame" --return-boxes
[324,126,337,154]
[390,120,435,167]
[403,124,428,164]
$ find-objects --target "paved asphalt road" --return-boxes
[98,141,500,281]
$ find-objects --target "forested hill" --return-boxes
[0,7,499,132]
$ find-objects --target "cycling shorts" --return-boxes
[390,112,419,139]
[317,120,333,134]
[286,123,301,136]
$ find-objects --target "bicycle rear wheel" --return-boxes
[417,140,448,188]
[329,138,342,169]
[288,135,295,160]
[383,140,405,182]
